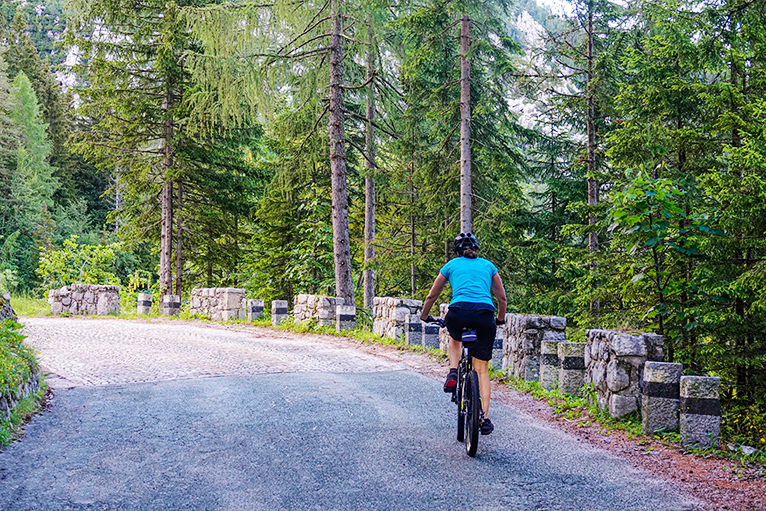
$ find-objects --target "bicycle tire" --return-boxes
[456,368,465,442]
[465,369,480,457]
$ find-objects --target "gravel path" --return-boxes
[21,317,407,387]
[0,317,701,510]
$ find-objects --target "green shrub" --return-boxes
[0,320,37,398]
[722,403,766,449]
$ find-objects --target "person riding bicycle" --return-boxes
[420,232,507,435]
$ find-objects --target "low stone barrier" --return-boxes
[540,340,560,390]
[642,362,683,435]
[405,315,422,345]
[159,294,181,316]
[272,300,289,326]
[558,342,586,396]
[336,305,356,331]
[491,328,503,371]
[585,329,665,417]
[372,297,422,340]
[680,376,721,449]
[1,292,17,321]
[189,288,245,320]
[423,321,440,349]
[439,303,450,351]
[0,369,40,422]
[48,285,120,316]
[503,314,566,381]
[136,293,153,314]
[247,299,265,321]
[294,294,344,328]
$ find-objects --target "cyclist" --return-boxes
[420,232,507,435]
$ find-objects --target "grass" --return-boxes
[8,295,50,317]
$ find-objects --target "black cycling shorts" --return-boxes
[444,305,496,362]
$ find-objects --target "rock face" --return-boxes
[585,329,665,417]
[48,285,120,316]
[372,297,422,340]
[0,293,17,321]
[190,288,245,320]
[294,294,344,327]
[503,314,566,382]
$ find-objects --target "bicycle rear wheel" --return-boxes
[456,370,465,442]
[465,369,480,457]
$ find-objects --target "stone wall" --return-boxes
[48,285,120,316]
[0,369,40,422]
[372,297,422,340]
[585,329,665,417]
[1,292,16,321]
[503,314,566,381]
[190,288,246,320]
[294,294,344,327]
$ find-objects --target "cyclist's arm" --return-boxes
[492,273,507,322]
[420,273,448,321]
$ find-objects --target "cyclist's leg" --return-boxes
[470,310,497,419]
[472,358,491,418]
[444,308,469,370]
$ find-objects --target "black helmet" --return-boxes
[453,232,479,255]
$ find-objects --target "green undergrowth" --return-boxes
[499,376,643,436]
[0,380,47,448]
[501,374,765,472]
[0,320,47,449]
[7,295,50,317]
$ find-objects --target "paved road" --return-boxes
[0,317,698,510]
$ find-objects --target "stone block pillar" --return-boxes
[159,295,180,316]
[641,362,683,435]
[423,321,440,349]
[247,299,265,321]
[336,305,356,331]
[272,300,289,326]
[558,342,586,396]
[405,315,422,345]
[540,340,560,391]
[491,328,503,370]
[136,293,153,315]
[438,303,450,352]
[680,376,721,449]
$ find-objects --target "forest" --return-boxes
[0,0,765,422]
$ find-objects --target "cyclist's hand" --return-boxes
[423,314,436,322]
[495,317,506,326]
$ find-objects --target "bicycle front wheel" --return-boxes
[465,369,480,457]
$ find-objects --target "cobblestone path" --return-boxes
[22,317,407,387]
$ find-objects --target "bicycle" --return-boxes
[426,317,482,457]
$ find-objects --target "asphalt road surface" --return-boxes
[0,317,699,510]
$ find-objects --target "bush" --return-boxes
[722,403,766,449]
[0,320,37,398]
[36,236,121,290]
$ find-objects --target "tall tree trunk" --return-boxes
[160,89,174,296]
[459,14,472,234]
[586,2,599,312]
[410,157,416,296]
[363,18,376,310]
[328,0,354,305]
[175,180,183,296]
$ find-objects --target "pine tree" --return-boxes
[8,70,59,289]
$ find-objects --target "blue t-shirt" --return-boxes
[440,256,498,307]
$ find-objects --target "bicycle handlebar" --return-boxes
[424,315,446,328]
